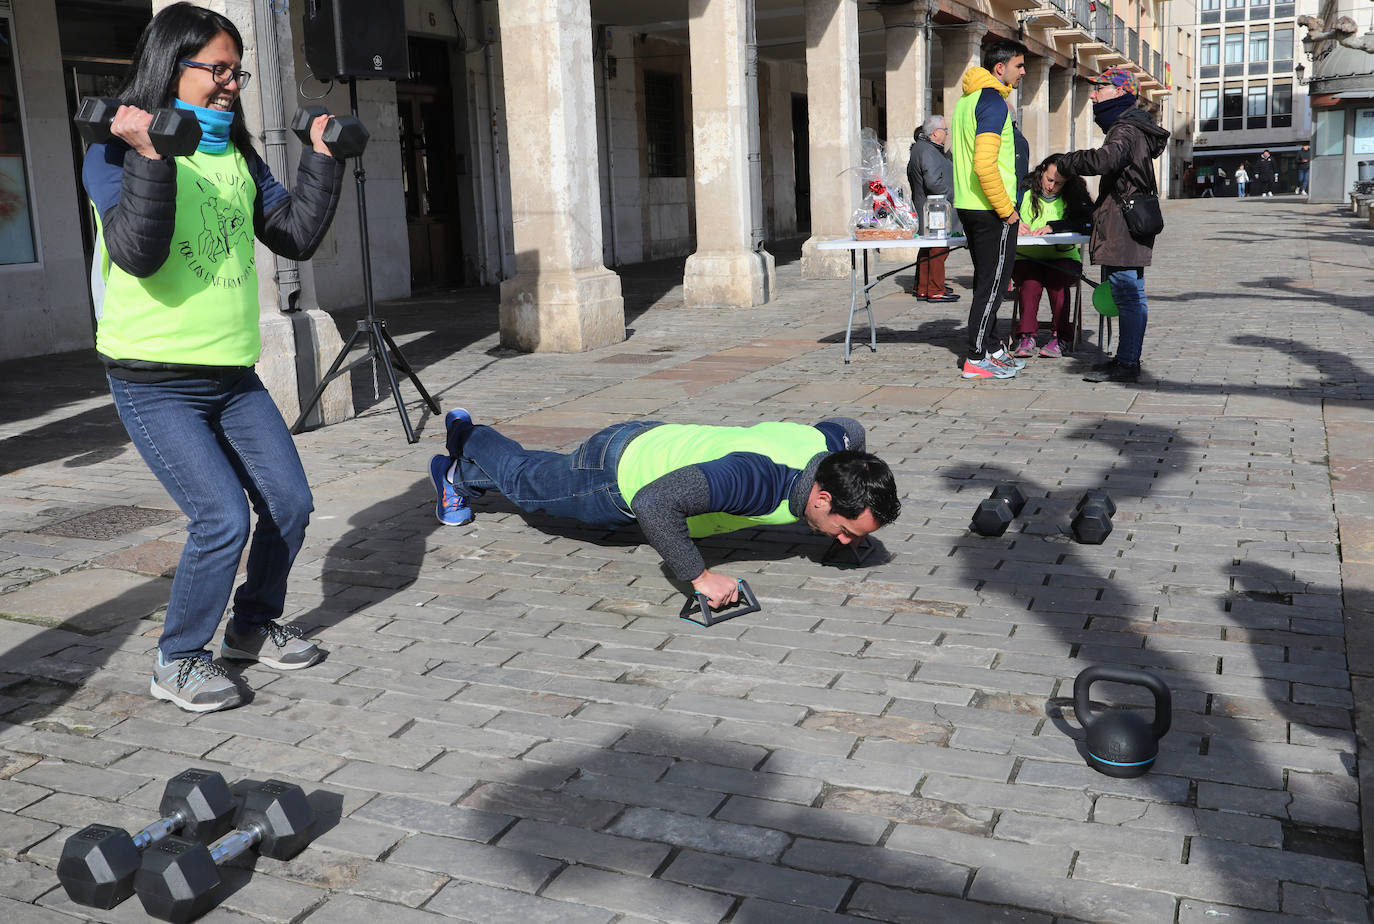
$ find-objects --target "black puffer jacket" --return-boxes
[1059,108,1170,267]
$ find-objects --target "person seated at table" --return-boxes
[1011,154,1093,358]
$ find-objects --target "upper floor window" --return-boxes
[1225,32,1245,63]
[1250,30,1268,61]
[1201,34,1220,65]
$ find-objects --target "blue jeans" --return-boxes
[1102,266,1148,366]
[108,370,312,661]
[450,421,661,527]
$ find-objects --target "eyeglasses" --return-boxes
[180,59,251,89]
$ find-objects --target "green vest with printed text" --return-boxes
[1016,194,1081,262]
[94,147,260,366]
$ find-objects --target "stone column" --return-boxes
[880,0,932,189]
[1018,57,1050,166]
[1048,65,1074,155]
[939,23,987,125]
[683,0,775,308]
[800,0,862,279]
[498,0,625,352]
[1072,75,1095,153]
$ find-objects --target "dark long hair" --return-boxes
[116,2,254,154]
[1020,154,1092,223]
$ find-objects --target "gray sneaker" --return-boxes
[221,620,321,670]
[151,654,243,713]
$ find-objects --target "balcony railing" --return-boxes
[1094,6,1114,44]
[1072,0,1093,32]
[1115,16,1127,52]
[1129,28,1139,63]
[1153,50,1162,80]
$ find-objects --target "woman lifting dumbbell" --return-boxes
[81,2,345,713]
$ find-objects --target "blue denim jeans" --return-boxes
[1102,266,1148,366]
[108,370,312,661]
[451,421,661,527]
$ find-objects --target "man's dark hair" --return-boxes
[117,2,254,154]
[983,40,1029,72]
[815,451,900,526]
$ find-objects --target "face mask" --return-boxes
[173,99,234,154]
[1092,93,1134,131]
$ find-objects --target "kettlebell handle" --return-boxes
[1073,666,1172,740]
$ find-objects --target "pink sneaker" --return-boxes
[1012,336,1036,358]
[1039,337,1063,358]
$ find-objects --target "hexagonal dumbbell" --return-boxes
[73,97,202,157]
[57,768,235,909]
[970,497,1014,537]
[134,779,315,923]
[990,483,1026,517]
[290,105,370,160]
[1074,488,1116,518]
[1071,496,1115,545]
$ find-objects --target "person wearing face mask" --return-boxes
[1058,67,1170,384]
[1010,155,1093,358]
[80,3,345,712]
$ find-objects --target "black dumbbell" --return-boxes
[57,769,235,909]
[291,105,370,159]
[990,483,1026,517]
[1074,488,1117,517]
[135,779,315,923]
[970,483,1025,537]
[971,497,1014,536]
[74,97,202,157]
[1071,496,1114,544]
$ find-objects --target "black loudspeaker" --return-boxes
[302,0,409,81]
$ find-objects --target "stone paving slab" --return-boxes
[0,198,1371,922]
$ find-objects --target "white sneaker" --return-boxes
[990,348,1027,371]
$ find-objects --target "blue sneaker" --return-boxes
[430,454,473,526]
[445,408,473,458]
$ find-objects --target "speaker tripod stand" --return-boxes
[292,78,438,444]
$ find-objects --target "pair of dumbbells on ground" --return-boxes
[74,99,369,160]
[969,483,1116,544]
[58,768,315,923]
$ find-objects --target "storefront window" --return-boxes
[1356,108,1374,155]
[1314,109,1344,156]
[0,14,37,265]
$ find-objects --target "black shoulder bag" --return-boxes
[1116,159,1164,238]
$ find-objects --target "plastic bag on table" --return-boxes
[854,127,917,232]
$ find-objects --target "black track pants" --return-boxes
[959,209,1018,360]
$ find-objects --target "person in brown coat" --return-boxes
[1058,67,1170,383]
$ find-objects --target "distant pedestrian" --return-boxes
[1200,171,1214,198]
[1297,143,1310,195]
[1257,149,1275,196]
[906,115,960,303]
[1059,67,1169,385]
[1235,163,1249,198]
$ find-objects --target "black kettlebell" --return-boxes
[1072,666,1171,778]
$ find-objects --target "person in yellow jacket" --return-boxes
[951,39,1029,379]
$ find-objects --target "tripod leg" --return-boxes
[291,326,366,434]
[377,325,441,414]
[367,321,419,444]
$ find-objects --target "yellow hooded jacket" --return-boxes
[951,67,1017,218]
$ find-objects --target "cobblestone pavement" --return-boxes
[1,196,1372,923]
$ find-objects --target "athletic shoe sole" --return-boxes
[149,678,241,713]
[220,642,321,671]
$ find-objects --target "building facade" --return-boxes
[1298,1,1374,203]
[0,0,1191,405]
[1189,0,1317,194]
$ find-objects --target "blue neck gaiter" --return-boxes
[173,99,234,154]
[1092,94,1135,131]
